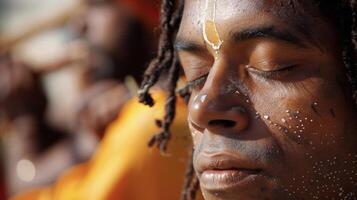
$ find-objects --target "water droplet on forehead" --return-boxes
[263,115,270,120]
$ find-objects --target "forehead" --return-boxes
[178,0,322,45]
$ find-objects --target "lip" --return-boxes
[196,153,264,192]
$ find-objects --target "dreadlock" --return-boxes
[138,0,184,151]
[180,148,201,200]
[138,0,357,200]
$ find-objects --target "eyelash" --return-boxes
[184,65,296,91]
[248,65,297,79]
[187,73,208,90]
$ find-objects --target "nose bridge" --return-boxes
[204,57,235,96]
[189,58,249,132]
[191,58,232,114]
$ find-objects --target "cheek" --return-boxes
[252,77,347,151]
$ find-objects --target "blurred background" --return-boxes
[0,0,161,198]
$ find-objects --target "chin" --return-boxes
[199,178,281,200]
[202,190,274,200]
[199,175,287,200]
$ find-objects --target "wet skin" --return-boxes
[176,0,357,199]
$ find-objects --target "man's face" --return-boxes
[176,0,357,199]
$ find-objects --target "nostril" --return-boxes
[208,119,236,128]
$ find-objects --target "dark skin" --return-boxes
[176,0,357,199]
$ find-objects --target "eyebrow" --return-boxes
[175,25,307,53]
[230,26,306,48]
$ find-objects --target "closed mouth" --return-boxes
[200,168,262,190]
[196,153,265,192]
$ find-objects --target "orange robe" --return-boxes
[12,91,203,200]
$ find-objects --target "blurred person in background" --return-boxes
[9,0,205,200]
[3,0,203,200]
[41,0,154,140]
[0,52,69,196]
[1,0,154,196]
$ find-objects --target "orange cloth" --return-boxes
[11,91,202,200]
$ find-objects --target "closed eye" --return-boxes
[187,73,208,90]
[247,65,298,80]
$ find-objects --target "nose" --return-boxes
[188,62,249,133]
